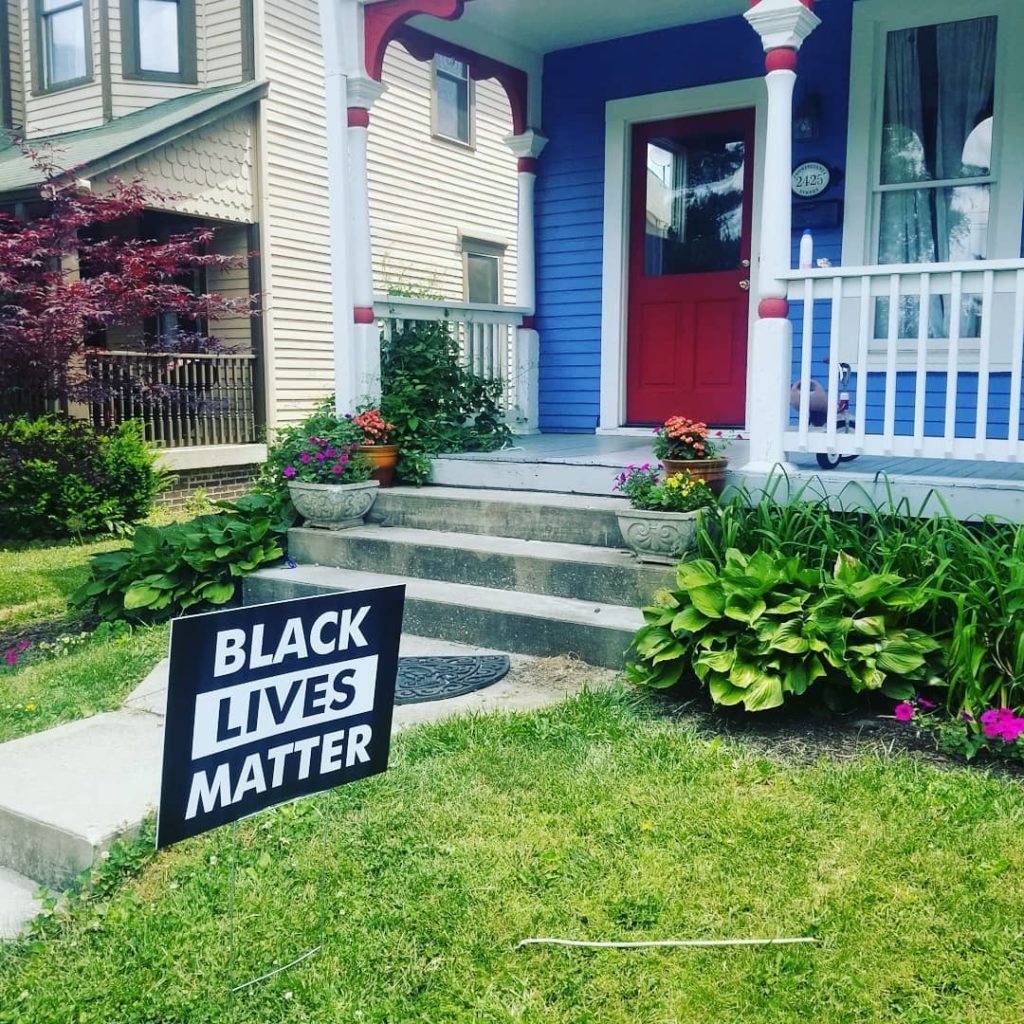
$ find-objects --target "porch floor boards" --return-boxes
[431,434,1024,519]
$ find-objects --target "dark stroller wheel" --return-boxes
[816,451,843,470]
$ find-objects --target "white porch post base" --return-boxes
[511,326,540,434]
[743,316,796,473]
[354,321,382,402]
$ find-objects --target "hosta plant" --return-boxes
[627,548,942,711]
[72,494,289,621]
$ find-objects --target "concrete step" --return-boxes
[245,566,643,669]
[287,525,672,606]
[0,710,163,889]
[0,866,41,940]
[372,486,630,547]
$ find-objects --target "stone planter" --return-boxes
[615,507,702,565]
[661,457,729,497]
[287,479,380,530]
[355,443,399,488]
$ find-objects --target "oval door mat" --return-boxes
[395,655,511,705]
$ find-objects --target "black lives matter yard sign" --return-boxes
[157,586,405,849]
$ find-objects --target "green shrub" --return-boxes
[0,416,167,538]
[699,480,1024,718]
[628,548,941,712]
[378,320,511,484]
[71,494,289,621]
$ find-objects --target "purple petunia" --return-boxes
[300,453,311,464]
[894,702,915,722]
[283,466,296,478]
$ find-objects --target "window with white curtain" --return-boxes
[875,16,997,338]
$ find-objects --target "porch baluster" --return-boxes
[976,271,996,459]
[943,273,964,457]
[883,275,900,454]
[798,278,814,449]
[824,277,843,452]
[855,278,871,451]
[913,274,931,454]
[1009,272,1024,461]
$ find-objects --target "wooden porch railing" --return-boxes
[84,351,260,448]
[783,258,1024,463]
[373,296,536,431]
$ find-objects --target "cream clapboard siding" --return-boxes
[368,44,518,302]
[21,0,104,135]
[206,221,253,350]
[8,1,24,127]
[109,0,244,119]
[257,0,334,425]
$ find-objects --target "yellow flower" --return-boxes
[641,821,653,831]
[25,703,35,711]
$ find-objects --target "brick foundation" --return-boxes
[157,464,260,509]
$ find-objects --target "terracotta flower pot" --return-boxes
[355,444,399,488]
[661,457,729,497]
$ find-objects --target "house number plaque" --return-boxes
[792,161,831,198]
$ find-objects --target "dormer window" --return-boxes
[35,0,90,92]
[121,0,196,83]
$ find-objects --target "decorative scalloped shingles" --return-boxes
[109,110,256,223]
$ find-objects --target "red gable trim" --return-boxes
[393,25,528,135]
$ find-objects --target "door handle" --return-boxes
[739,280,750,291]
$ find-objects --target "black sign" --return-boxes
[157,586,405,849]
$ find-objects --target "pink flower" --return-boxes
[331,463,343,474]
[299,453,311,464]
[894,703,915,722]
[325,449,336,458]
[283,466,296,478]
[917,697,937,710]
[980,709,999,725]
[315,452,326,461]
[16,641,28,652]
[4,649,16,666]
[983,722,1002,739]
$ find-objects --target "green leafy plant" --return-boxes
[613,464,716,513]
[0,415,168,539]
[377,319,511,484]
[71,494,289,621]
[628,548,941,711]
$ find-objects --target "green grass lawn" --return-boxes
[1,690,1021,1023]
[0,538,168,742]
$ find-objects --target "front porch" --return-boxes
[428,433,1024,520]
[325,0,1024,515]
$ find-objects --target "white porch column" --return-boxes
[504,129,548,433]
[743,0,820,471]
[345,74,387,404]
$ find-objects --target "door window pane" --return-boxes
[467,253,499,304]
[436,56,470,143]
[644,132,745,276]
[41,0,87,86]
[138,0,180,73]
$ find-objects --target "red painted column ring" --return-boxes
[758,298,790,319]
[765,48,798,73]
[348,107,371,128]
[521,315,536,329]
[517,157,539,174]
[354,307,376,325]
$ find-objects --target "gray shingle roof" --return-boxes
[0,80,267,197]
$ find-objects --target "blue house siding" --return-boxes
[535,1,856,432]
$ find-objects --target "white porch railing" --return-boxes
[782,259,1024,463]
[373,296,537,431]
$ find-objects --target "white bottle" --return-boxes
[799,229,814,270]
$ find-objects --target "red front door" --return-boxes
[626,109,755,426]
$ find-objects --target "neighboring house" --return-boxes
[308,0,1024,484]
[0,0,519,499]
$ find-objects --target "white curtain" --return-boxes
[877,17,997,338]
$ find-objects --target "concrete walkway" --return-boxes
[0,636,613,939]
